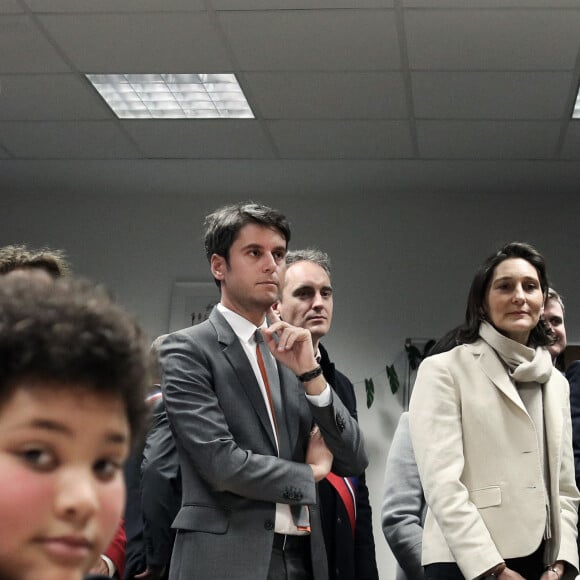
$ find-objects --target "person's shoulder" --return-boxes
[333,365,353,387]
[566,360,580,383]
[417,342,484,381]
[166,315,218,343]
[319,344,355,395]
[422,341,473,364]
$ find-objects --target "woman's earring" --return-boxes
[479,308,487,321]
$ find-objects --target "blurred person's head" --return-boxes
[0,244,71,279]
[543,289,566,361]
[0,275,149,580]
[149,334,169,389]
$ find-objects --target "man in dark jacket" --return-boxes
[276,249,379,580]
[124,335,178,580]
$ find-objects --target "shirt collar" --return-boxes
[217,303,266,343]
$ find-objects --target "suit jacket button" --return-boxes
[264,519,274,531]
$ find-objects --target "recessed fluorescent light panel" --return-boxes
[573,84,580,118]
[86,73,254,119]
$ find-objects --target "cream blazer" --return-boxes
[409,339,579,580]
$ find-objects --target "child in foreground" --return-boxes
[0,275,149,580]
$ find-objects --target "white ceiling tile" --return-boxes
[214,1,394,8]
[25,0,205,11]
[123,120,276,158]
[560,123,580,159]
[38,13,233,72]
[269,120,412,158]
[413,72,573,119]
[0,15,71,73]
[218,10,400,71]
[0,1,23,13]
[406,9,580,70]
[0,121,140,158]
[404,1,580,6]
[0,74,113,120]
[246,72,407,119]
[417,120,560,158]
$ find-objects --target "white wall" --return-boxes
[3,190,580,578]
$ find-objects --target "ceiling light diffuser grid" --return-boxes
[573,84,580,119]
[86,73,254,119]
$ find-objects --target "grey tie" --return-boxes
[254,329,291,459]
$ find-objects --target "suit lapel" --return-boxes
[209,308,278,452]
[543,374,563,485]
[471,341,528,414]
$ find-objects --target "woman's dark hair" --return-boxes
[429,242,553,355]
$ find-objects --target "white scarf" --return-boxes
[479,321,552,384]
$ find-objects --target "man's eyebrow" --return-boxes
[240,243,286,254]
[292,284,314,295]
[291,284,333,295]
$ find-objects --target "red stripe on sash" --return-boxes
[326,472,356,538]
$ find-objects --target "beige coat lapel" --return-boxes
[470,341,528,415]
[543,375,564,491]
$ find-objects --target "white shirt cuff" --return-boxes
[305,382,332,406]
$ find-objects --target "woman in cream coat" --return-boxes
[410,242,579,580]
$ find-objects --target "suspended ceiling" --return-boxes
[2,0,580,197]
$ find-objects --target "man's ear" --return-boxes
[210,254,226,281]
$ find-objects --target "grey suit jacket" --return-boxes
[382,412,426,580]
[161,308,368,580]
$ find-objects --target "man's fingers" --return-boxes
[267,306,281,325]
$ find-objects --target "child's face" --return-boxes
[0,382,130,580]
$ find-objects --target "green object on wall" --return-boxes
[364,377,375,409]
[386,364,400,395]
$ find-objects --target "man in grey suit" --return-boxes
[161,202,368,580]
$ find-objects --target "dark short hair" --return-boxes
[286,249,331,276]
[0,244,71,278]
[203,202,291,285]
[431,242,552,354]
[0,275,149,442]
